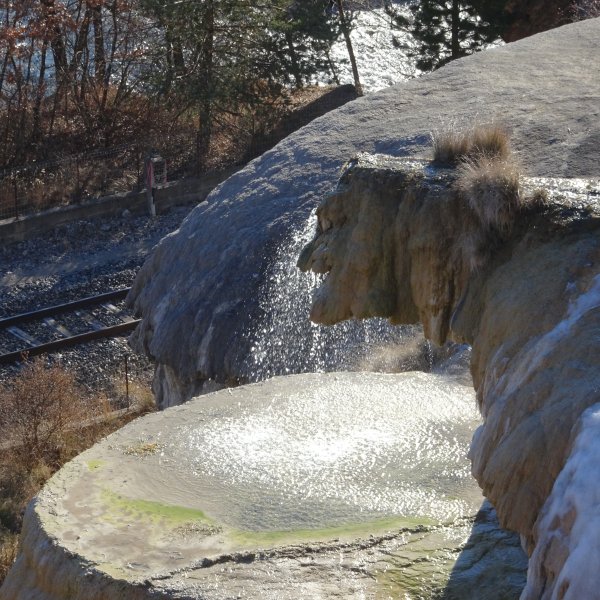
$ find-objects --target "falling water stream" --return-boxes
[242,213,430,382]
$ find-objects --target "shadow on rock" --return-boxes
[442,502,527,600]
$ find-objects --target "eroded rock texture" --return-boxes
[299,154,600,598]
[127,18,600,408]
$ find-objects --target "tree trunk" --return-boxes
[163,20,184,96]
[31,39,48,145]
[197,0,214,173]
[40,0,68,86]
[334,0,362,96]
[325,47,340,85]
[285,30,303,89]
[92,3,106,84]
[451,0,460,58]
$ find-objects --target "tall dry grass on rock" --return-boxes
[457,155,522,235]
[432,124,512,165]
[433,125,524,270]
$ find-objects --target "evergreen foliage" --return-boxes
[139,0,339,169]
[387,0,501,71]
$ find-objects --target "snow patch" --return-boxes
[317,5,420,92]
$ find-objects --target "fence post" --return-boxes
[124,355,130,408]
[13,177,18,220]
[144,155,156,217]
[136,150,141,191]
[75,157,81,201]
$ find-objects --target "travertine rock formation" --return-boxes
[299,154,600,598]
[127,18,600,408]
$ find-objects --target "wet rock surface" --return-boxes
[0,372,528,599]
[128,18,600,408]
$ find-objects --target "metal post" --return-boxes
[75,158,81,201]
[136,150,141,191]
[13,177,18,220]
[124,355,130,408]
[144,156,156,217]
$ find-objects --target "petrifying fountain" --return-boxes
[2,16,600,600]
[297,154,600,598]
[4,372,510,599]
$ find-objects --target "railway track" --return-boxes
[0,288,140,365]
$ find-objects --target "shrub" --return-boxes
[108,376,156,414]
[0,533,18,583]
[432,124,511,165]
[0,360,153,586]
[570,0,600,20]
[0,359,95,469]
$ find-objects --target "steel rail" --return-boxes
[0,320,141,365]
[0,288,131,328]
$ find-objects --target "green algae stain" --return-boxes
[99,489,444,555]
[87,459,105,471]
[375,563,450,600]
[100,490,213,527]
[373,527,462,599]
[231,515,436,547]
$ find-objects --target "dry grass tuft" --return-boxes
[436,126,525,272]
[432,124,511,165]
[431,129,471,165]
[469,126,512,161]
[0,533,18,583]
[112,378,156,414]
[457,155,522,235]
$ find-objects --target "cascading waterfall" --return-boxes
[242,213,428,382]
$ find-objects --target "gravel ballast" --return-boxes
[0,204,195,394]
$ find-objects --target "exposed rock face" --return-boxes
[127,18,600,408]
[299,154,600,598]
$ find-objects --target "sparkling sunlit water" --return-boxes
[167,372,481,532]
[241,214,425,382]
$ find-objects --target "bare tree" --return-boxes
[0,359,92,467]
[333,0,363,95]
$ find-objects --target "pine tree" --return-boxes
[268,1,340,90]
[139,0,339,171]
[388,0,501,71]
